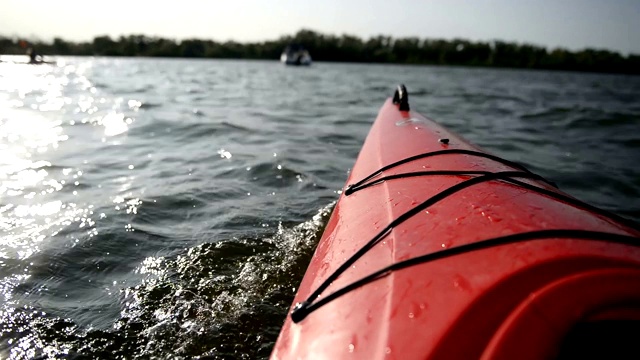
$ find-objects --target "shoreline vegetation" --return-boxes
[1,29,638,74]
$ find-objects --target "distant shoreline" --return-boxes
[2,29,638,75]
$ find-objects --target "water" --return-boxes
[0,56,638,359]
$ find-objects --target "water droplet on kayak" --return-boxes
[385,347,392,354]
[440,239,453,249]
[409,302,424,319]
[453,275,472,292]
[349,336,358,352]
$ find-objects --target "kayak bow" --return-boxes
[272,85,640,360]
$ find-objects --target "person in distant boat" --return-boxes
[26,47,40,64]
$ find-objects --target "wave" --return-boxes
[0,205,334,358]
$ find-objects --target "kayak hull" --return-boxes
[272,97,640,359]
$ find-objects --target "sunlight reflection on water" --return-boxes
[0,109,74,256]
[0,63,94,308]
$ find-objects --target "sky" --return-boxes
[1,0,639,54]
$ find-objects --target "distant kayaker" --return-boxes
[26,47,40,64]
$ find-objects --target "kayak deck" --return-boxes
[272,86,640,359]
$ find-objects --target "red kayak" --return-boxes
[272,85,640,360]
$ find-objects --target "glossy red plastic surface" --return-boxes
[271,99,640,359]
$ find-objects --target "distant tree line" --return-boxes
[1,29,638,74]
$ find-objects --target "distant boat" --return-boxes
[28,59,56,65]
[280,45,312,66]
[0,55,56,65]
